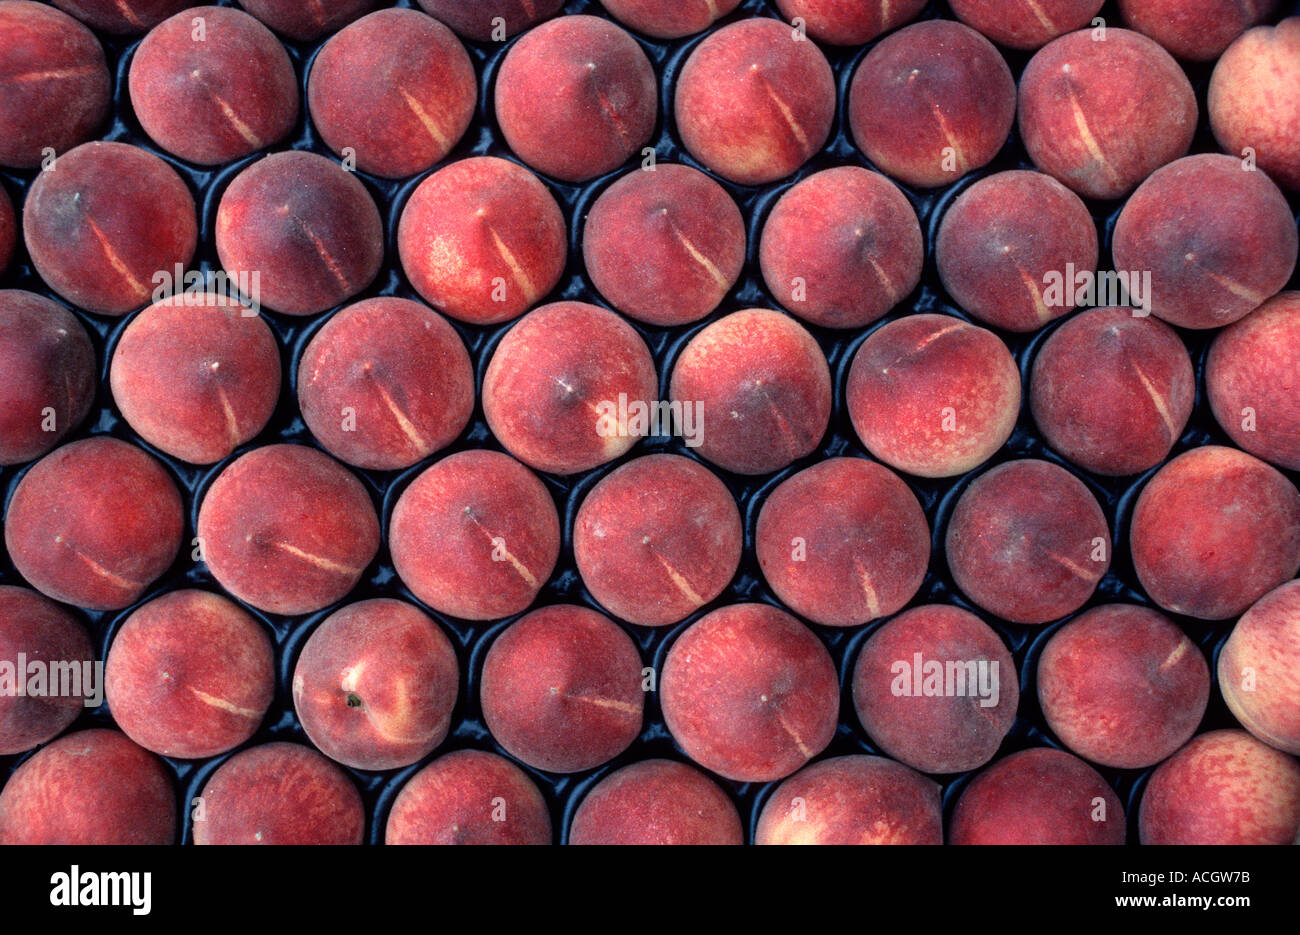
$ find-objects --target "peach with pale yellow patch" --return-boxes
[1218,581,1300,755]
[51,0,191,34]
[569,759,743,845]
[949,0,1104,49]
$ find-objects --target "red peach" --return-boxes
[1218,581,1300,755]
[774,0,927,45]
[416,0,562,41]
[599,0,741,39]
[1119,0,1276,61]
[238,0,376,41]
[51,0,191,34]
[568,759,743,845]
[949,0,1104,49]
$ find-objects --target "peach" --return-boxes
[297,297,474,471]
[583,164,745,327]
[568,759,743,845]
[196,444,380,616]
[397,156,567,326]
[238,0,375,41]
[494,15,656,183]
[1030,307,1195,476]
[1111,154,1297,329]
[756,458,929,628]
[573,454,741,627]
[1139,730,1300,844]
[480,605,643,774]
[23,141,198,316]
[416,0,562,41]
[848,20,1015,189]
[308,9,475,179]
[0,586,94,755]
[774,0,926,45]
[950,747,1125,844]
[668,309,831,476]
[293,599,459,771]
[389,450,559,621]
[675,18,835,185]
[759,167,923,330]
[935,170,1099,332]
[128,6,298,165]
[949,0,1104,49]
[851,605,1018,774]
[0,183,13,272]
[385,749,552,845]
[846,314,1021,478]
[1129,446,1300,620]
[0,1,110,168]
[660,603,838,783]
[1208,293,1300,471]
[1037,604,1209,769]
[483,301,658,476]
[946,459,1110,625]
[51,0,191,34]
[599,0,741,39]
[1119,0,1276,61]
[1018,28,1196,200]
[0,290,95,466]
[109,293,281,465]
[193,742,364,845]
[215,151,383,317]
[1209,18,1300,191]
[755,755,942,845]
[5,437,183,611]
[1218,581,1300,755]
[105,589,274,759]
[0,729,175,845]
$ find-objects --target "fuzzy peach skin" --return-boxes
[238,0,376,41]
[110,293,281,465]
[1038,604,1209,769]
[52,0,191,34]
[1030,307,1196,476]
[128,6,298,165]
[675,18,835,186]
[386,749,552,845]
[193,742,364,845]
[949,0,1103,49]
[494,15,656,183]
[1119,0,1276,61]
[23,141,198,315]
[756,458,929,627]
[5,437,183,611]
[308,9,475,179]
[297,297,474,471]
[849,20,1016,188]
[583,164,746,327]
[574,454,741,627]
[105,589,274,759]
[0,183,14,273]
[480,605,643,774]
[397,156,567,326]
[935,170,1099,332]
[416,0,562,41]
[1219,581,1300,755]
[0,2,110,168]
[1207,293,1300,471]
[951,747,1125,844]
[774,0,926,45]
[0,729,176,844]
[1129,446,1300,620]
[483,301,658,476]
[760,167,923,330]
[0,586,94,755]
[756,755,943,845]
[196,444,380,616]
[1139,730,1300,844]
[294,599,459,771]
[0,290,95,466]
[660,603,839,783]
[1111,154,1297,330]
[1018,28,1196,200]
[599,0,741,39]
[946,459,1111,625]
[852,605,1018,774]
[668,309,831,476]
[569,758,743,845]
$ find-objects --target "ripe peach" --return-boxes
[196,444,380,616]
[774,0,926,45]
[583,164,745,327]
[759,167,923,330]
[1219,581,1300,755]
[847,314,1020,478]
[949,0,1104,49]
[568,759,743,845]
[599,0,741,39]
[389,450,560,621]
[946,459,1110,625]
[1119,0,1276,61]
[105,589,274,759]
[1129,446,1300,620]
[660,603,838,783]
[416,0,562,41]
[675,18,835,185]
[668,309,831,476]
[573,454,741,627]
[480,605,643,774]
[238,0,375,41]
[5,437,183,611]
[51,0,191,34]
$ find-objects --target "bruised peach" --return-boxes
[599,0,741,39]
[774,0,926,45]
[416,0,562,41]
[1119,0,1276,61]
[1218,581,1300,755]
[569,759,743,845]
[51,0,191,34]
[949,0,1104,49]
[238,0,375,41]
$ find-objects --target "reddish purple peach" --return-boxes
[949,0,1104,49]
[569,759,743,845]
[238,0,376,41]
[51,0,191,34]
[416,0,562,41]
[1219,581,1300,755]
[1120,0,1276,61]
[774,0,926,45]
[599,0,741,39]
